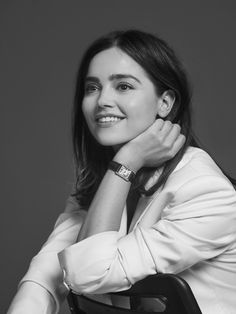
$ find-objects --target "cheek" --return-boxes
[127,96,157,124]
[82,102,93,125]
[81,100,86,115]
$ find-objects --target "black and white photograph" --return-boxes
[2,1,236,313]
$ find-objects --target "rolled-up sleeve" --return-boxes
[58,231,133,294]
[19,195,86,312]
[58,175,236,295]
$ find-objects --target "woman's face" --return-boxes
[82,47,161,147]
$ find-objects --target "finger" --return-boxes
[154,118,165,130]
[171,134,186,156]
[160,120,173,137]
[165,123,181,142]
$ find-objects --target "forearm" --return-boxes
[77,149,141,241]
[77,169,131,241]
[7,282,56,314]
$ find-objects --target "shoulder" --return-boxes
[164,146,236,205]
[150,147,236,224]
[168,146,231,185]
[174,146,224,176]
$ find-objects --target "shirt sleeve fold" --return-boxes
[19,195,86,313]
[58,175,236,295]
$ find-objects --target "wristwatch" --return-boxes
[108,161,136,182]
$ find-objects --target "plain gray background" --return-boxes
[1,1,236,313]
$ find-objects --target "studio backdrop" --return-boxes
[1,1,235,313]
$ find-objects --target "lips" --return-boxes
[95,113,125,123]
[97,116,123,123]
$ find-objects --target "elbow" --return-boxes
[59,251,130,294]
[62,263,115,294]
[57,231,130,294]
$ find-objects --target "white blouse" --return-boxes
[11,147,236,314]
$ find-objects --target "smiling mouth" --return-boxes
[96,116,124,123]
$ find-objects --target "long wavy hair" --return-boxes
[72,29,235,208]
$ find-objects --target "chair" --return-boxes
[67,273,202,314]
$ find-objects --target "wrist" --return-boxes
[113,146,143,172]
[109,160,136,183]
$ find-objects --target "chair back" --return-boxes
[67,273,202,314]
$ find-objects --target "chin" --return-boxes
[95,135,128,147]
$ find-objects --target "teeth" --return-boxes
[98,116,122,123]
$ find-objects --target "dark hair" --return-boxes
[72,29,235,208]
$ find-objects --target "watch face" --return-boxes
[117,165,131,181]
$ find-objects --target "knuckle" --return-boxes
[158,134,165,142]
[150,129,157,138]
[173,123,181,131]
[155,118,164,128]
[164,120,172,128]
[163,141,172,150]
[180,134,186,142]
[166,150,175,159]
[164,120,172,125]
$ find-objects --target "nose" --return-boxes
[97,86,115,108]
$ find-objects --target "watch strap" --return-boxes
[108,161,136,182]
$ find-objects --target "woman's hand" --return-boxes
[76,119,185,240]
[114,119,186,172]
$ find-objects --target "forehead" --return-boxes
[87,47,148,79]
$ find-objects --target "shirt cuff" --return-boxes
[19,253,68,313]
[58,231,129,294]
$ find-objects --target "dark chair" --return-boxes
[67,273,202,314]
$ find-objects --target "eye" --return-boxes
[84,83,100,94]
[117,82,133,92]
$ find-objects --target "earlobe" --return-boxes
[157,90,175,118]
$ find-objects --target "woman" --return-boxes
[8,30,236,314]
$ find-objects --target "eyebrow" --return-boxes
[85,74,142,84]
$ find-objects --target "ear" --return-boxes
[156,90,175,118]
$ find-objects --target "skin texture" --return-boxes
[78,48,186,240]
[83,47,167,147]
